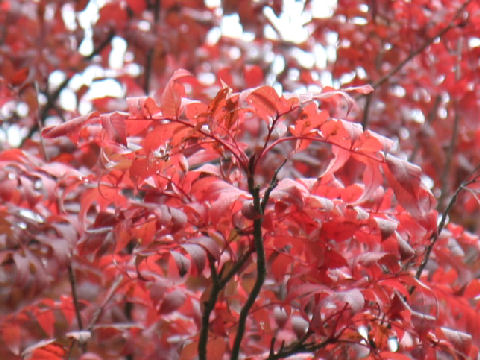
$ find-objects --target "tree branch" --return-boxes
[415,167,480,280]
[87,275,124,330]
[68,262,83,330]
[230,156,284,359]
[437,38,463,212]
[23,29,115,144]
[371,0,471,90]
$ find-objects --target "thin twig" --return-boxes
[87,276,124,330]
[415,167,480,280]
[370,0,471,90]
[261,159,287,211]
[409,95,441,163]
[438,38,463,212]
[24,30,115,144]
[33,81,49,160]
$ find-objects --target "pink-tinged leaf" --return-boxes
[171,251,191,277]
[382,154,425,216]
[343,84,374,94]
[127,97,160,119]
[101,112,128,145]
[160,69,193,118]
[182,243,206,273]
[159,290,186,314]
[335,289,365,312]
[440,327,473,355]
[373,216,398,240]
[320,146,350,179]
[291,316,309,338]
[244,65,264,88]
[26,341,65,360]
[270,179,308,208]
[192,236,221,260]
[41,112,99,138]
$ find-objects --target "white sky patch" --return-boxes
[60,88,77,112]
[61,3,77,31]
[311,0,337,18]
[205,0,221,8]
[263,0,311,43]
[109,36,127,69]
[83,79,124,102]
[48,70,66,91]
[469,37,480,47]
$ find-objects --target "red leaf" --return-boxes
[440,327,473,355]
[246,86,290,122]
[126,0,146,14]
[34,308,55,337]
[159,69,193,118]
[244,65,264,88]
[101,112,128,145]
[2,322,21,355]
[25,341,65,360]
[383,154,429,216]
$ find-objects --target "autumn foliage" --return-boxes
[1,1,480,359]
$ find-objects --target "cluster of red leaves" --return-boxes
[0,69,477,359]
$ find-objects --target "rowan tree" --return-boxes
[0,1,480,359]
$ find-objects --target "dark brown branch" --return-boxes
[361,92,373,130]
[68,262,83,330]
[438,39,463,212]
[370,0,471,90]
[261,159,287,212]
[230,156,283,359]
[198,248,254,360]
